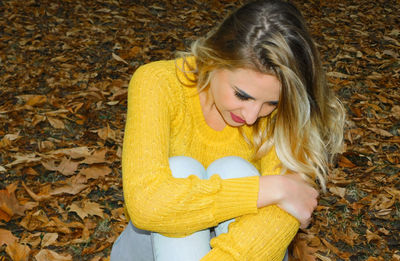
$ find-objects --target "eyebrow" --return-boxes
[234,86,279,105]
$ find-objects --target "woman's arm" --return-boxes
[202,206,298,261]
[201,148,318,260]
[123,61,260,236]
[258,174,319,229]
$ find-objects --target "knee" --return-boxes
[206,156,259,179]
[169,156,206,179]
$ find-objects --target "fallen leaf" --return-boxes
[41,233,59,248]
[17,95,47,106]
[0,183,37,222]
[68,200,104,220]
[368,127,393,137]
[47,116,66,129]
[22,182,51,202]
[50,147,91,159]
[327,71,350,78]
[0,228,18,246]
[392,105,400,119]
[329,186,346,198]
[42,157,80,176]
[6,153,42,168]
[81,148,109,164]
[50,183,88,196]
[35,249,72,261]
[80,165,112,180]
[112,52,129,64]
[367,229,382,243]
[20,209,50,231]
[6,241,30,261]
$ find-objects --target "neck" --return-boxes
[199,89,226,131]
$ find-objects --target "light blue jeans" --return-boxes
[110,156,289,261]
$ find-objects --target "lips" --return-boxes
[230,112,245,124]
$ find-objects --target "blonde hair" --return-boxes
[178,0,345,191]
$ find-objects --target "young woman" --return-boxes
[111,0,345,260]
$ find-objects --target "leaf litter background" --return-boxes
[0,0,399,260]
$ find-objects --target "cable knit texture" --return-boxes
[122,58,299,260]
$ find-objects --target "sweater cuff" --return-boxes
[213,176,259,223]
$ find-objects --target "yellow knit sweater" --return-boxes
[122,58,299,260]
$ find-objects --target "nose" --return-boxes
[243,103,262,125]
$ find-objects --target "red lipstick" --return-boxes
[230,112,245,124]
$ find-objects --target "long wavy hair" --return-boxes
[178,0,345,190]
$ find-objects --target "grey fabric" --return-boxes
[110,221,154,261]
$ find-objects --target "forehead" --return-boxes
[222,68,281,100]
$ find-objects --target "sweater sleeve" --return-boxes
[201,148,300,261]
[122,61,259,237]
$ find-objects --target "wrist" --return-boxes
[257,175,284,208]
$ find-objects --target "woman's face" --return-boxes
[209,68,280,127]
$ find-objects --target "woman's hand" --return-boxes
[257,174,319,229]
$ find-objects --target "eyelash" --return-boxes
[234,91,250,101]
[234,90,278,107]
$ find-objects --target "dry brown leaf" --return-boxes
[329,186,346,198]
[41,233,59,248]
[321,238,352,259]
[0,133,21,149]
[68,200,104,220]
[50,147,91,159]
[392,105,400,119]
[17,95,47,106]
[368,127,393,137]
[45,216,84,235]
[6,153,42,167]
[80,165,112,180]
[0,228,18,246]
[0,183,37,222]
[19,232,42,248]
[50,183,88,196]
[292,236,317,261]
[21,182,51,202]
[5,241,30,261]
[81,148,108,164]
[366,229,382,243]
[96,124,116,141]
[42,157,79,176]
[337,156,356,168]
[112,52,129,64]
[20,209,50,231]
[327,71,350,78]
[35,249,72,261]
[47,116,66,129]
[32,114,47,126]
[38,140,56,152]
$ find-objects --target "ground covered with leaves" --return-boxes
[0,0,399,260]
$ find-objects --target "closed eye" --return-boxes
[234,90,251,101]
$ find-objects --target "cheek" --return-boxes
[260,105,276,116]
